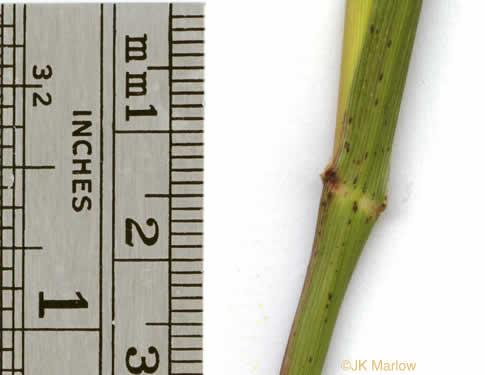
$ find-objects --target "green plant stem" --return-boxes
[280,1,422,374]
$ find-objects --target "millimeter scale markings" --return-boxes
[0,4,204,375]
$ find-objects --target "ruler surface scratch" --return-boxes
[0,4,204,375]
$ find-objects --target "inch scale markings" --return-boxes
[0,5,50,374]
[0,4,204,375]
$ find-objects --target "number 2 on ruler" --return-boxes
[125,218,159,246]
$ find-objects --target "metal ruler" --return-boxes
[0,3,204,375]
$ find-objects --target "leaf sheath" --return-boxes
[281,1,422,374]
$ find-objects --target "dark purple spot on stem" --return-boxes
[323,168,339,186]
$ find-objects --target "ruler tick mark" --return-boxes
[172,347,202,351]
[171,91,204,95]
[172,53,204,57]
[172,40,204,44]
[172,283,202,287]
[172,28,205,32]
[114,258,169,263]
[172,104,203,109]
[145,193,203,198]
[172,79,204,83]
[172,117,204,120]
[171,15,204,19]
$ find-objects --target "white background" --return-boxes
[205,1,485,374]
[6,0,483,374]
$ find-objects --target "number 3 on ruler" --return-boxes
[32,64,53,107]
[125,346,160,374]
[125,218,159,247]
